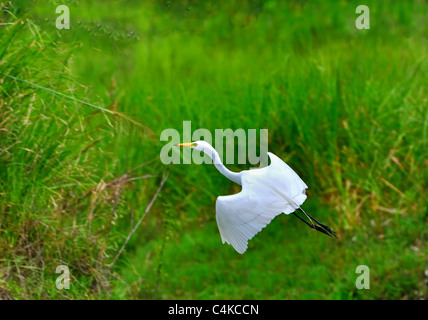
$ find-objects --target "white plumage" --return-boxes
[216,152,307,253]
[175,140,336,254]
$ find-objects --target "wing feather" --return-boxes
[215,152,308,254]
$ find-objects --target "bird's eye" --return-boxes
[192,142,198,147]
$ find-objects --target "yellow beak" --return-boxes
[174,142,196,147]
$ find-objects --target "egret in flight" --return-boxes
[175,141,337,254]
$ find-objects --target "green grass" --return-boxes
[1,0,427,299]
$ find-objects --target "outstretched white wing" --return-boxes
[215,152,308,254]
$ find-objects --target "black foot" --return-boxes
[292,209,338,238]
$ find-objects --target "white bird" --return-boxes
[175,140,337,254]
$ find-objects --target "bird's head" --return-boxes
[174,140,214,154]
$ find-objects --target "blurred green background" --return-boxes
[0,0,427,299]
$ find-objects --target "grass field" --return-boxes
[0,0,427,299]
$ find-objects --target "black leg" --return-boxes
[292,212,314,228]
[293,209,337,238]
[298,208,337,237]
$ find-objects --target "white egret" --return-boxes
[175,141,337,254]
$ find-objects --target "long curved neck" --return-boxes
[207,148,242,185]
